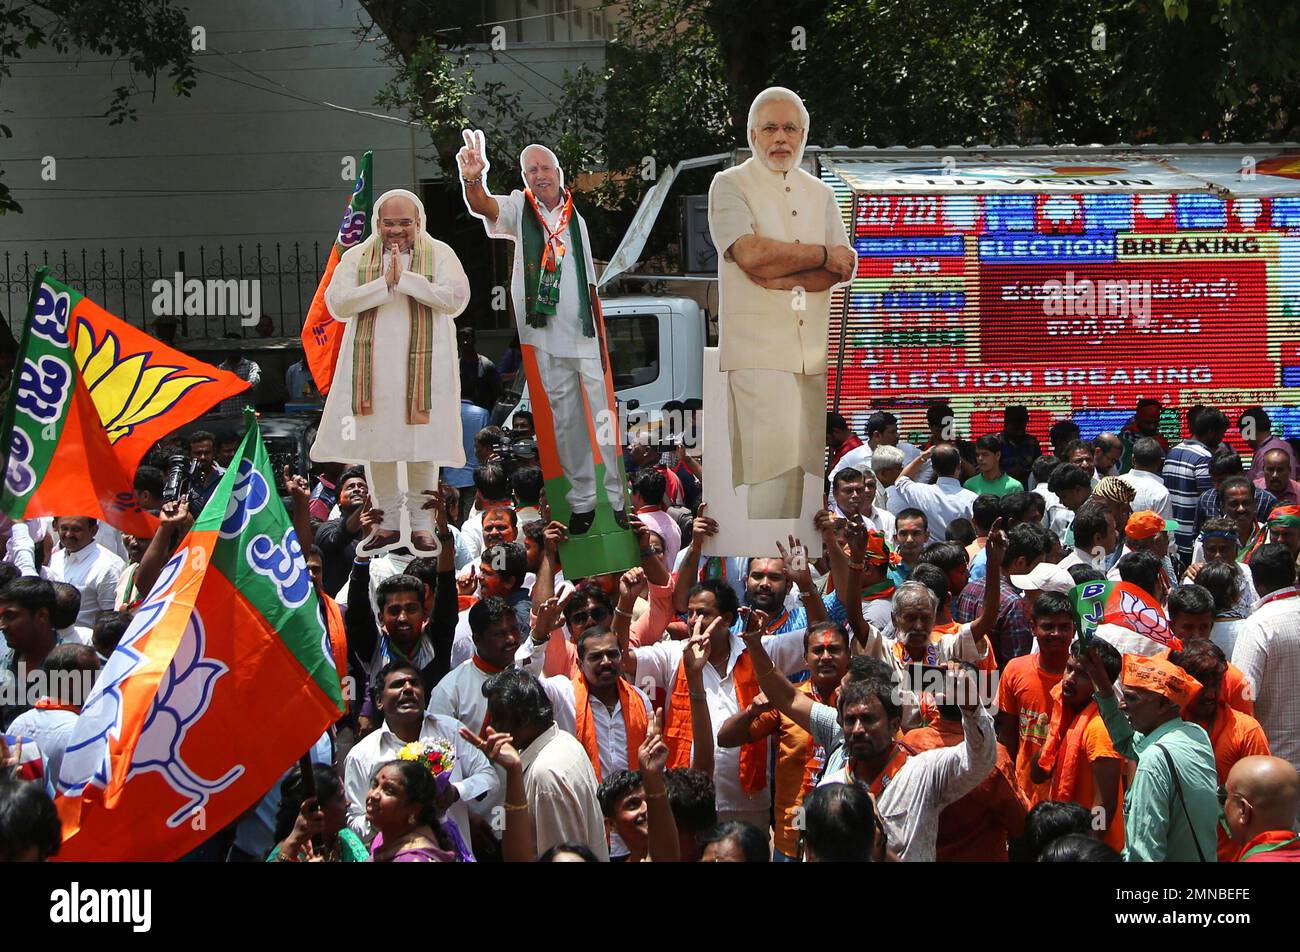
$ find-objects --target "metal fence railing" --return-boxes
[1,242,326,340]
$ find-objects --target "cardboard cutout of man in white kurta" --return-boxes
[703,87,857,552]
[309,188,470,554]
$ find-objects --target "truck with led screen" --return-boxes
[818,149,1300,454]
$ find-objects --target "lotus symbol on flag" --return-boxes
[129,608,244,827]
[1119,589,1169,639]
[73,318,214,444]
[57,548,246,826]
[58,549,188,796]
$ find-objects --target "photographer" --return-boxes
[186,430,224,508]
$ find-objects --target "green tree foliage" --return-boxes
[0,0,196,214]
[366,0,1300,264]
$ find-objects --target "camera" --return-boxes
[162,454,200,504]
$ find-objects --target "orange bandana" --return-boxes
[1121,654,1202,707]
[572,674,648,782]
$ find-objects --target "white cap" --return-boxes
[1009,562,1075,595]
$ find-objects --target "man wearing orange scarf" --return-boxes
[525,626,652,782]
[621,578,808,830]
[1169,641,1271,860]
[717,621,850,861]
[1030,639,1126,852]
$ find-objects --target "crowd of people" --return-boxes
[5,389,1300,864]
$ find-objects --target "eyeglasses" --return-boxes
[758,123,802,138]
[568,606,611,626]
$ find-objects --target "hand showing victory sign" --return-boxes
[457,129,488,181]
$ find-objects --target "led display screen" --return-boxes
[822,155,1300,454]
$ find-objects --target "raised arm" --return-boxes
[1080,646,1139,761]
[631,517,671,587]
[673,503,716,614]
[739,610,815,731]
[968,518,1006,643]
[135,498,191,600]
[779,533,826,627]
[613,568,646,647]
[457,129,501,222]
[461,727,533,861]
[899,447,930,483]
[682,626,715,778]
[637,710,680,863]
[531,520,566,612]
[283,466,315,552]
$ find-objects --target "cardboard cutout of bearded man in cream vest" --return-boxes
[707,87,858,520]
[310,188,470,553]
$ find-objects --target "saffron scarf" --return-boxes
[1240,831,1300,860]
[800,683,837,795]
[843,741,913,796]
[572,674,648,782]
[351,234,439,423]
[861,579,896,602]
[664,649,766,793]
[1037,681,1096,803]
[520,188,594,335]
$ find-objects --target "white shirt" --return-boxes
[621,630,807,812]
[1058,546,1107,572]
[517,646,654,779]
[1045,502,1075,545]
[1234,588,1300,772]
[812,705,996,862]
[7,706,77,795]
[830,442,919,486]
[889,474,978,544]
[42,542,125,628]
[486,190,600,360]
[427,658,505,819]
[4,520,37,576]
[92,522,129,563]
[57,625,94,647]
[519,723,609,860]
[342,711,498,849]
[1120,468,1173,520]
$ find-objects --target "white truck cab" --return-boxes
[501,294,708,443]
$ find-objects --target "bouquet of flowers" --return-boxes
[397,737,455,780]
[396,737,475,863]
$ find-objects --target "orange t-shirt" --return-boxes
[997,655,1062,804]
[902,719,1027,861]
[1206,705,1271,861]
[1057,716,1126,854]
[748,681,829,858]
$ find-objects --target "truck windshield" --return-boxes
[605,313,660,389]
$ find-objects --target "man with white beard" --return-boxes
[708,87,857,519]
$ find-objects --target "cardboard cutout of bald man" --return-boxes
[704,87,857,538]
[458,131,638,578]
[310,187,470,553]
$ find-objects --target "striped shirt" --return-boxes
[1162,440,1213,561]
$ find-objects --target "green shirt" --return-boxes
[1096,693,1219,862]
[962,473,1024,497]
